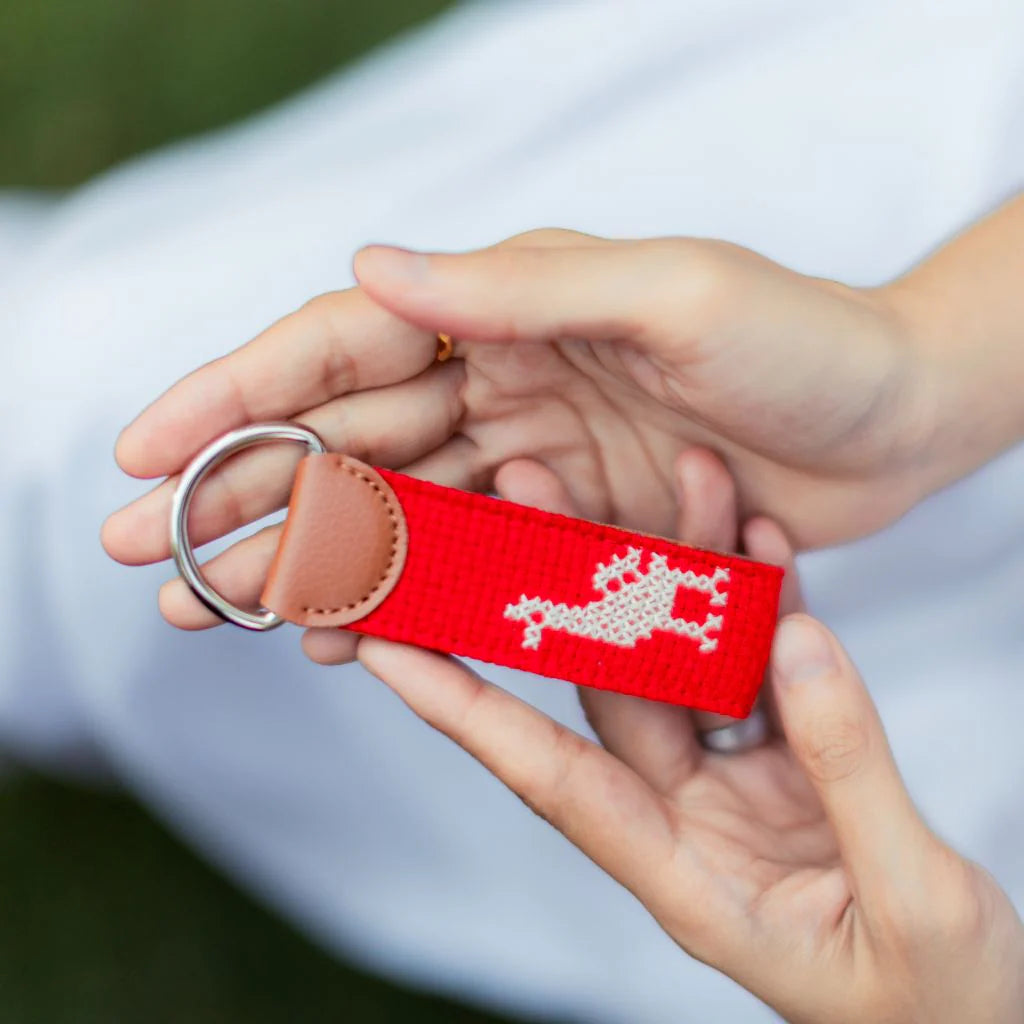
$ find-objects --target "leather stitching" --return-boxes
[302,455,401,616]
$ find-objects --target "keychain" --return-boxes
[171,424,782,717]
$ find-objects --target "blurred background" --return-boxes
[0,2,537,1021]
[1,0,451,188]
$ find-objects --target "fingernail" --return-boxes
[357,245,430,282]
[772,615,837,685]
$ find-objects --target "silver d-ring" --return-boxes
[170,422,327,631]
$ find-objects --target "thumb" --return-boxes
[353,235,707,351]
[771,614,937,901]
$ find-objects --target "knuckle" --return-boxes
[520,726,595,828]
[502,227,594,249]
[439,363,466,432]
[797,713,869,783]
[637,237,755,331]
[876,876,986,952]
[442,672,493,744]
[918,857,991,941]
[321,343,360,396]
[546,724,595,793]
[934,893,988,944]
[295,294,360,394]
[298,289,350,336]
[638,239,731,321]
[298,290,343,320]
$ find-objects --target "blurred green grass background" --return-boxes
[0,2,546,1021]
[0,775,525,1024]
[0,0,453,187]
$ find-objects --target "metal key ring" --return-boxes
[170,422,327,631]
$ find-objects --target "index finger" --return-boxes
[115,287,436,478]
[357,638,706,921]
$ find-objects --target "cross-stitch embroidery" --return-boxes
[504,547,729,653]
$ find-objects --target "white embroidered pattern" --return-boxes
[504,547,729,653]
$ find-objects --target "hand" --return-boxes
[352,450,1024,1024]
[349,231,943,549]
[102,229,941,629]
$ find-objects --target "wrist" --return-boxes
[836,281,947,515]
[872,272,1024,498]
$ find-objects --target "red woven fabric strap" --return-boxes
[273,463,783,717]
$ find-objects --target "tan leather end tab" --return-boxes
[261,453,408,628]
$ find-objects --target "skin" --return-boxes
[354,450,1024,1023]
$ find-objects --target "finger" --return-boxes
[576,687,705,796]
[740,516,805,735]
[357,638,690,916]
[493,457,578,516]
[667,448,749,738]
[399,434,489,492]
[579,447,747,789]
[675,448,738,553]
[771,614,937,902]
[157,523,282,629]
[103,359,465,565]
[742,516,805,617]
[116,288,436,479]
[301,628,359,666]
[445,229,614,359]
[353,237,696,351]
